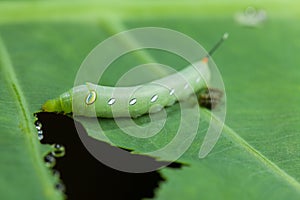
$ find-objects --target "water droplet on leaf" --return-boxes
[44,154,56,168]
[51,144,65,157]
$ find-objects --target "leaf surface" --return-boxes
[0,1,300,199]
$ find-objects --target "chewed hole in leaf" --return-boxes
[36,112,182,199]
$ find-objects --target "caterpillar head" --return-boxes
[198,88,223,110]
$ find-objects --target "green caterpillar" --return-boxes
[42,34,227,118]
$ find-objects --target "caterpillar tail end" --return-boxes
[42,98,62,113]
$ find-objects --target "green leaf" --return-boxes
[0,38,62,199]
[1,1,300,199]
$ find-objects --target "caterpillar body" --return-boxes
[42,33,228,118]
[42,59,209,117]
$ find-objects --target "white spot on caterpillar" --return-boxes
[85,90,97,105]
[196,77,200,83]
[129,98,137,105]
[150,94,158,102]
[169,88,175,95]
[107,98,116,105]
[184,83,189,89]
